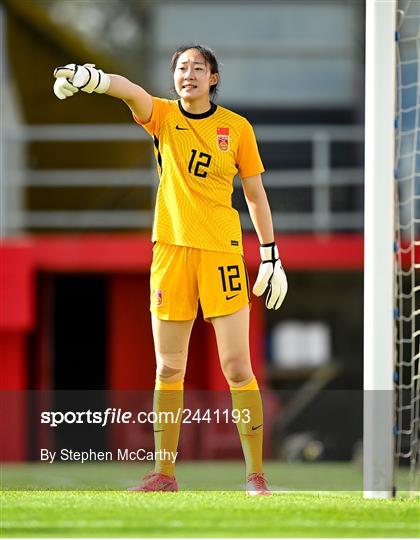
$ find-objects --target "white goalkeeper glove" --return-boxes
[252,242,288,310]
[53,63,110,100]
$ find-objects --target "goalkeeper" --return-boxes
[53,45,288,495]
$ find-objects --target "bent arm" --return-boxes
[241,174,275,245]
[106,74,153,123]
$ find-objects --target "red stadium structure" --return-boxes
[1,233,364,460]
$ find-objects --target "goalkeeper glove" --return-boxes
[53,63,110,100]
[252,242,288,310]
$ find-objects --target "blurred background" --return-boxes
[1,0,366,467]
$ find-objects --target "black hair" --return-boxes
[170,44,220,100]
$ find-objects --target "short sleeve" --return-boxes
[132,97,170,137]
[236,120,265,178]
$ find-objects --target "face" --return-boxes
[174,49,218,102]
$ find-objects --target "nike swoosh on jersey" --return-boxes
[225,294,239,300]
[252,424,263,431]
[175,125,189,130]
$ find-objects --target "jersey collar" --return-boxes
[178,100,217,119]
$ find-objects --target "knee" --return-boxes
[156,364,185,383]
[156,351,187,383]
[221,356,253,386]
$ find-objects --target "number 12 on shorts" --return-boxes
[218,265,242,298]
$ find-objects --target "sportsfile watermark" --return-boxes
[40,407,251,428]
[1,389,386,491]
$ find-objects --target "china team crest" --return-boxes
[217,127,229,152]
[154,289,163,307]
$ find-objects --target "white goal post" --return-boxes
[363,0,396,499]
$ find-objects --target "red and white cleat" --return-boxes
[128,472,178,492]
[246,473,271,496]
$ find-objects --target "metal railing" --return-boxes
[6,124,364,232]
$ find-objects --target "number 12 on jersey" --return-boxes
[188,149,212,178]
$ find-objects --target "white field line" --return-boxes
[2,519,419,531]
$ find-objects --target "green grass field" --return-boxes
[2,462,419,538]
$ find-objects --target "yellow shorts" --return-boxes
[150,242,250,321]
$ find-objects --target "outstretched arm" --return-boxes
[106,74,153,123]
[53,63,153,123]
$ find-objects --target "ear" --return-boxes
[209,72,219,87]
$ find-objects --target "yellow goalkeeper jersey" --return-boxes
[133,97,264,254]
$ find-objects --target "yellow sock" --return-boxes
[153,378,183,477]
[230,376,264,476]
